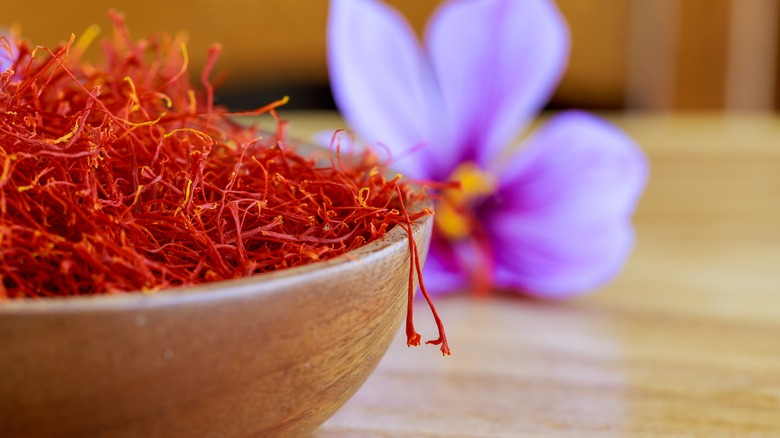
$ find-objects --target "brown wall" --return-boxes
[2,1,332,87]
[2,1,777,110]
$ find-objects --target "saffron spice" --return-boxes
[0,12,449,355]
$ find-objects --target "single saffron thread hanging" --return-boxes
[0,11,449,355]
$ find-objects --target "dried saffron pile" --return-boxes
[0,12,449,354]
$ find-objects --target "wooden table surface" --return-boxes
[278,112,780,437]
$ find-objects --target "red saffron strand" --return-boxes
[396,185,450,356]
[0,13,449,354]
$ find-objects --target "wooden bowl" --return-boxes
[0,200,432,437]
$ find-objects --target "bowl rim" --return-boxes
[0,198,432,314]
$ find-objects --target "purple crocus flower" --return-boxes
[328,0,648,298]
[0,30,18,73]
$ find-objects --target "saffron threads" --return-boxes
[0,12,449,355]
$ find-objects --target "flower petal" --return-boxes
[481,112,648,297]
[425,0,570,171]
[327,0,444,179]
[0,30,18,73]
[422,236,470,295]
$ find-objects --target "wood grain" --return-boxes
[282,112,780,437]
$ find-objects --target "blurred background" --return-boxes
[2,0,779,111]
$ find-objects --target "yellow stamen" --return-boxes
[447,162,496,204]
[187,89,197,115]
[435,162,497,241]
[123,76,141,112]
[46,121,79,144]
[436,201,470,240]
[357,187,370,208]
[182,179,193,207]
[72,24,101,60]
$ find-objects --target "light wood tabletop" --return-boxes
[278,112,780,437]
